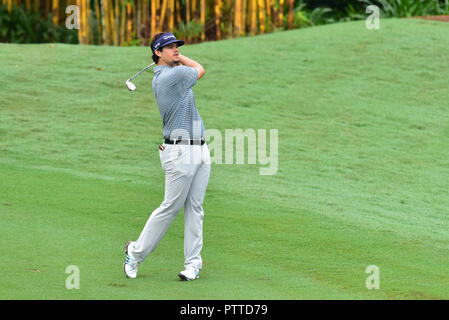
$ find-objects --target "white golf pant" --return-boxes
[128,142,211,270]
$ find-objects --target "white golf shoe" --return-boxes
[178,267,200,281]
[123,241,139,279]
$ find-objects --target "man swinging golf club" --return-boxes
[123,32,210,281]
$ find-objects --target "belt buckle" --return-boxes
[193,138,204,145]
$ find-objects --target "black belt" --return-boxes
[164,138,205,145]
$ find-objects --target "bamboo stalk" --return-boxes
[186,0,190,22]
[143,0,150,43]
[227,0,233,38]
[76,0,84,44]
[215,0,221,40]
[109,0,117,45]
[84,0,89,44]
[191,0,196,20]
[102,0,108,44]
[265,0,272,31]
[258,0,265,34]
[241,0,247,36]
[288,0,293,29]
[110,0,117,45]
[279,0,284,28]
[103,0,112,45]
[127,1,133,45]
[95,0,103,45]
[136,0,141,43]
[120,0,127,46]
[159,0,168,32]
[234,0,242,37]
[250,0,257,35]
[88,1,94,44]
[76,0,81,43]
[115,0,120,45]
[151,0,156,38]
[200,0,205,40]
[52,0,60,25]
[168,0,174,31]
[176,0,181,28]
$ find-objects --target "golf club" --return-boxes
[125,62,155,91]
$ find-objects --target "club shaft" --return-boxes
[129,62,155,81]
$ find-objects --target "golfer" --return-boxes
[123,32,210,281]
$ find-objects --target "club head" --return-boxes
[126,79,136,91]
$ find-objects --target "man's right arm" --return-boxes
[178,54,206,80]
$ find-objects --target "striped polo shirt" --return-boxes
[152,65,205,140]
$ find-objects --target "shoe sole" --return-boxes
[123,262,137,279]
[123,240,134,279]
[124,240,131,255]
[123,262,130,278]
[178,272,199,281]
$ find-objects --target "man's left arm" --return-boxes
[178,54,206,80]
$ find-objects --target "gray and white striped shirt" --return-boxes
[152,65,205,140]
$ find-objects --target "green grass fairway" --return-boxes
[1,18,448,300]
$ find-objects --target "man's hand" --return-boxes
[178,54,206,80]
